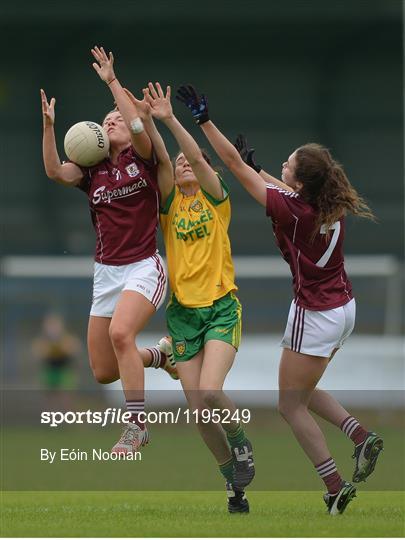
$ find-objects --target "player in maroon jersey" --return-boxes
[40,46,178,455]
[175,85,384,515]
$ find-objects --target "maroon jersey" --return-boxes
[78,146,159,265]
[266,183,353,310]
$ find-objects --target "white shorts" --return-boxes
[90,252,167,317]
[281,298,356,358]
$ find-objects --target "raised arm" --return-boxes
[146,82,223,200]
[201,121,267,206]
[173,85,265,206]
[124,88,174,205]
[176,86,295,207]
[91,46,152,160]
[234,133,294,191]
[40,89,83,186]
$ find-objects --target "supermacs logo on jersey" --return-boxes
[92,179,147,204]
[126,162,140,177]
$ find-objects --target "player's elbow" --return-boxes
[46,172,70,186]
[187,153,205,168]
[44,163,63,181]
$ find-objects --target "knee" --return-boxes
[200,387,221,409]
[91,364,118,384]
[278,396,295,421]
[109,324,133,352]
[278,396,306,422]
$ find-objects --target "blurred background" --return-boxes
[0,0,404,491]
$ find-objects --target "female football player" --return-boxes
[176,85,384,515]
[41,46,177,456]
[125,81,254,513]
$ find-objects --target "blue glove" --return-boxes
[176,84,209,125]
[234,133,262,173]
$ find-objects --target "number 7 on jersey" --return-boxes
[316,222,341,267]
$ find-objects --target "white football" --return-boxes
[64,121,110,167]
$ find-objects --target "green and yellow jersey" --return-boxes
[160,176,237,308]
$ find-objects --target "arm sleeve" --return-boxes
[265,183,299,226]
[71,164,90,193]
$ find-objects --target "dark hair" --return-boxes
[172,148,223,176]
[172,148,212,168]
[294,143,375,238]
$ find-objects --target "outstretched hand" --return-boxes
[91,46,116,84]
[144,82,173,121]
[123,88,151,121]
[176,84,209,125]
[40,89,55,127]
[234,134,262,173]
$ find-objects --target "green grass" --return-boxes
[2,409,404,536]
[1,490,404,537]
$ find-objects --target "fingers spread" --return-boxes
[148,82,159,99]
[92,45,110,63]
[99,46,108,60]
[91,47,100,61]
[143,91,153,105]
[155,82,163,97]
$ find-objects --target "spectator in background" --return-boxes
[31,312,82,410]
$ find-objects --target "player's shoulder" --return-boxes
[266,182,299,198]
[200,173,230,207]
[125,145,156,169]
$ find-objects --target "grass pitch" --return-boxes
[1,490,404,537]
[2,408,403,536]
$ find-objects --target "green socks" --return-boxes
[219,458,234,483]
[219,424,248,483]
[226,423,246,447]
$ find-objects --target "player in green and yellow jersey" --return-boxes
[127,82,255,513]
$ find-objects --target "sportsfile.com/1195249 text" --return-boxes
[40,408,251,428]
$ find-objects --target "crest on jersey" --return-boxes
[175,340,186,356]
[126,162,140,178]
[189,199,203,213]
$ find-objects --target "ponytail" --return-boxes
[295,144,375,239]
